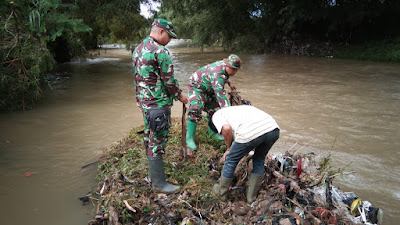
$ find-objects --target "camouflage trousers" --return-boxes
[187,85,220,123]
[141,107,171,157]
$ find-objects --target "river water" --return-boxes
[0,44,399,224]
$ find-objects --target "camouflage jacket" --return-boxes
[188,60,230,107]
[132,36,182,109]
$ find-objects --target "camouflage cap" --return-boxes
[152,18,177,38]
[224,54,242,69]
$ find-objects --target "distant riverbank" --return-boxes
[99,37,400,63]
[333,38,400,63]
[263,37,400,63]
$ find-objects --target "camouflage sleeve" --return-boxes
[211,74,230,107]
[157,49,182,100]
[132,52,140,103]
[226,77,230,86]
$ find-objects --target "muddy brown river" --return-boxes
[0,43,399,224]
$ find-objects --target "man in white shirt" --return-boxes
[210,105,280,204]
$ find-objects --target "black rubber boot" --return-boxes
[148,155,180,193]
[246,173,263,204]
[212,175,233,201]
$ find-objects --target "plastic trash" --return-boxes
[340,191,358,207]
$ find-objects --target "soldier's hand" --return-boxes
[179,94,188,104]
[228,82,236,90]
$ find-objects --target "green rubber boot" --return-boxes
[212,176,233,201]
[246,173,263,204]
[148,155,180,193]
[207,116,224,141]
[208,125,225,141]
[186,120,197,150]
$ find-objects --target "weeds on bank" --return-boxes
[334,38,400,63]
[94,119,226,223]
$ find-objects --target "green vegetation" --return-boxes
[97,119,224,186]
[159,0,400,56]
[1,0,91,111]
[0,0,147,111]
[72,0,147,50]
[333,39,400,62]
[94,119,226,223]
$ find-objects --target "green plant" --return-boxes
[1,0,92,111]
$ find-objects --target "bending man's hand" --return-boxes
[219,124,233,164]
[219,148,229,164]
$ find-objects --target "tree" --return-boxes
[158,0,400,48]
[74,0,148,50]
[1,0,91,111]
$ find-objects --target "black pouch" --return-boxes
[146,108,170,132]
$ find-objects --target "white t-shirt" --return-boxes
[212,105,279,143]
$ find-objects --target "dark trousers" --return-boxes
[222,128,280,178]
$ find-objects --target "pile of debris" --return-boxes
[222,151,382,224]
[85,119,382,225]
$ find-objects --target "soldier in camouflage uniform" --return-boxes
[132,18,188,193]
[186,54,242,150]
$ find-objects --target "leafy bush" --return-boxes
[0,0,91,111]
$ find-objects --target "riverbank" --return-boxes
[87,118,382,225]
[333,38,400,63]
[119,37,400,63]
[264,37,400,63]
